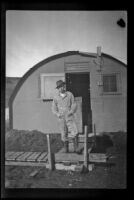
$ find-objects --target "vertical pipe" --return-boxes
[94,124,97,147]
[84,125,88,168]
[47,134,55,170]
[97,46,101,57]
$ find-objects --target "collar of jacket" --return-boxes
[58,91,67,99]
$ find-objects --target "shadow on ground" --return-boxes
[90,134,114,153]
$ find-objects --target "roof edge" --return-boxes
[102,53,127,66]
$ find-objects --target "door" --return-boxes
[66,73,92,133]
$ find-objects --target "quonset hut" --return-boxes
[9,47,127,134]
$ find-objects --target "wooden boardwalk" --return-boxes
[5,150,109,167]
[5,151,48,163]
[5,127,112,171]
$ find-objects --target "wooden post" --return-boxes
[94,124,97,147]
[83,125,88,169]
[47,134,55,170]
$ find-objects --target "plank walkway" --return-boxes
[5,150,109,167]
[16,152,34,161]
[6,152,24,161]
[5,151,48,163]
[36,152,48,162]
[26,152,42,162]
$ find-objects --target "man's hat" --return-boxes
[56,80,65,89]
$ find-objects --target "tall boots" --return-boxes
[62,137,79,153]
[62,141,69,153]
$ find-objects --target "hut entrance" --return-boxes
[66,73,92,134]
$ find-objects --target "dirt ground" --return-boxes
[4,130,126,189]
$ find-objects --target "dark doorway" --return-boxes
[66,73,92,133]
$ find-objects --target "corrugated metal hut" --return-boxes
[9,47,127,134]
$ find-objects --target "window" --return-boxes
[102,73,121,94]
[40,73,65,99]
[103,74,117,92]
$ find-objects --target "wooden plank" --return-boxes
[55,153,83,163]
[26,152,42,162]
[6,152,24,161]
[74,97,82,133]
[47,134,55,170]
[89,158,107,163]
[39,155,48,162]
[5,152,16,159]
[88,151,108,162]
[16,152,33,161]
[29,170,40,177]
[55,163,76,171]
[84,126,88,169]
[36,152,48,162]
[5,161,49,167]
[55,163,94,171]
[89,153,108,159]
[55,152,108,164]
[89,156,107,163]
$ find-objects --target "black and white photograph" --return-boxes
[3,8,127,193]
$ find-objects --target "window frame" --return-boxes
[101,72,122,95]
[40,73,65,100]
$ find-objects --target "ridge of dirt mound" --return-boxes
[5,130,63,153]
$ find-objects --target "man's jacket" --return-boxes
[52,91,77,120]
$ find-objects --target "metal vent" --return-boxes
[64,62,89,73]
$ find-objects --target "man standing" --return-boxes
[52,80,79,153]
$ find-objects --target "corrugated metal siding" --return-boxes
[13,100,60,133]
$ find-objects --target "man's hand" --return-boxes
[66,111,73,118]
[57,113,64,119]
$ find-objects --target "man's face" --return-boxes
[58,85,66,93]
